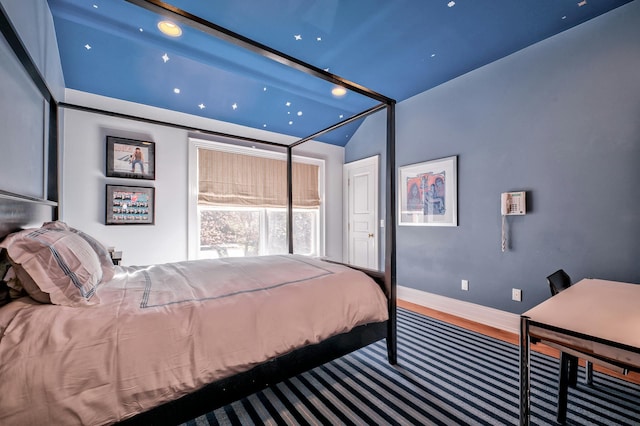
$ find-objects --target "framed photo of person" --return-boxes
[398,155,457,226]
[105,185,155,225]
[106,136,156,180]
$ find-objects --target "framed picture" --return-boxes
[106,136,155,180]
[398,155,457,226]
[105,185,155,225]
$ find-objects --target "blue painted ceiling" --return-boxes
[47,0,633,146]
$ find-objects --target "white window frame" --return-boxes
[188,137,325,260]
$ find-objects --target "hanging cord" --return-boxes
[501,215,507,252]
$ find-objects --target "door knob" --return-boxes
[368,233,374,238]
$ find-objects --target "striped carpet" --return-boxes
[183,309,640,425]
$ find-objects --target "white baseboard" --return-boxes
[397,286,520,334]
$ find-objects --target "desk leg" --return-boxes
[557,352,570,424]
[519,316,531,426]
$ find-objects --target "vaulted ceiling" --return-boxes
[47,0,633,146]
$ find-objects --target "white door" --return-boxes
[343,156,378,269]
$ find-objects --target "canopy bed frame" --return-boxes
[0,1,397,424]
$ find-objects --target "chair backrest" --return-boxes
[547,269,572,296]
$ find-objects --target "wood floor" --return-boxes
[398,299,640,386]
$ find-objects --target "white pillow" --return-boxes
[42,221,115,283]
[0,227,103,306]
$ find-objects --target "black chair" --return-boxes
[547,268,572,296]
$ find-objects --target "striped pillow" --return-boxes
[42,221,115,283]
[0,227,103,306]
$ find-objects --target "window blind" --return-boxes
[198,148,320,208]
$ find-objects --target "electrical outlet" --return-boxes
[512,288,522,302]
[461,279,469,291]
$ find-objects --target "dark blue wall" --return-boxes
[345,2,640,313]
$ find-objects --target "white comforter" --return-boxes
[0,255,388,425]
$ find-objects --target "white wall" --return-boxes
[61,90,344,265]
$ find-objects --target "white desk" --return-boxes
[519,278,640,425]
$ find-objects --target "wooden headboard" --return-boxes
[0,192,56,239]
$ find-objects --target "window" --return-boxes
[188,139,324,259]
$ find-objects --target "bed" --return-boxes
[1,1,397,424]
[0,210,395,425]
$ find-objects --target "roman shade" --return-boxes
[198,149,320,208]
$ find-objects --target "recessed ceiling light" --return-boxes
[198,103,205,109]
[93,4,98,8]
[316,37,322,41]
[232,103,238,110]
[331,87,347,97]
[174,88,180,94]
[158,21,182,37]
[162,53,170,63]
[448,1,455,7]
[139,28,144,32]
[285,101,291,107]
[578,0,587,6]
[294,34,302,41]
[84,44,92,50]
[297,111,303,116]
[289,121,293,125]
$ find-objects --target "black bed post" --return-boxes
[287,146,293,254]
[48,101,60,220]
[385,101,397,365]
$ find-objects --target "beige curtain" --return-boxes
[198,149,320,208]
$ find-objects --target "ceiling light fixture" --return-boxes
[331,87,347,97]
[158,21,182,37]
